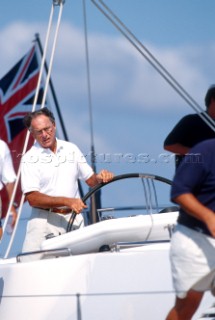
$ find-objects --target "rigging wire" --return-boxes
[91,0,215,132]
[41,2,64,109]
[2,2,55,256]
[3,0,65,258]
[35,33,69,141]
[82,0,101,224]
[82,0,96,172]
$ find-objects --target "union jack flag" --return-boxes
[0,44,45,217]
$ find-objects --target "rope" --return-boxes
[3,1,65,258]
[41,1,64,108]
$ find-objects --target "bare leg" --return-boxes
[165,290,204,320]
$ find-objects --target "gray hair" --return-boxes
[23,107,55,129]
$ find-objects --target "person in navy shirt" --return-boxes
[166,138,215,320]
[164,85,215,169]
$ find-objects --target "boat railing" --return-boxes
[96,205,179,221]
[110,239,170,252]
[16,247,72,263]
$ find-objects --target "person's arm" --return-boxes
[5,182,17,228]
[163,115,192,155]
[174,193,215,237]
[164,143,190,155]
[0,220,2,239]
[25,191,87,214]
[1,141,18,228]
[85,170,114,188]
[25,169,114,208]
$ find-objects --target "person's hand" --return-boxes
[0,225,2,239]
[10,205,17,229]
[68,198,87,214]
[96,169,114,183]
[205,213,215,238]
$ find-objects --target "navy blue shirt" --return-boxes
[164,113,215,168]
[171,138,215,236]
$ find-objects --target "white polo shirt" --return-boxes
[21,139,94,198]
[0,139,16,190]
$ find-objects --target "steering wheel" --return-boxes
[66,172,172,232]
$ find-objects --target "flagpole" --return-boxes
[34,33,69,142]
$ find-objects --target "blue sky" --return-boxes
[2,0,215,254]
[1,1,215,45]
[1,0,215,187]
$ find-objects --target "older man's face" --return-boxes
[30,114,56,151]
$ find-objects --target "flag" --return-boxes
[0,44,45,217]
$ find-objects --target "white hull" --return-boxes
[0,211,214,320]
[0,244,173,320]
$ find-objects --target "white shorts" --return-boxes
[170,223,215,298]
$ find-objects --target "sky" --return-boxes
[1,0,215,199]
[1,0,215,255]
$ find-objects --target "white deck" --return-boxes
[0,211,214,319]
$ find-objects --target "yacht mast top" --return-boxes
[53,0,65,6]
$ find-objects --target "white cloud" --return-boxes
[0,21,213,114]
[0,20,214,165]
[52,23,213,115]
